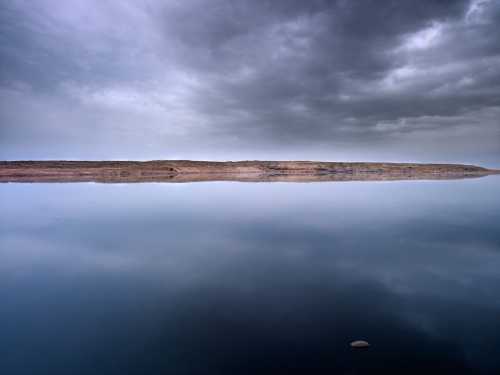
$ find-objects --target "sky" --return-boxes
[0,0,499,165]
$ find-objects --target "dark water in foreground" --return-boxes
[1,178,500,375]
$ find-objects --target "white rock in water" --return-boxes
[350,340,370,348]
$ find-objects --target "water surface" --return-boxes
[1,178,500,374]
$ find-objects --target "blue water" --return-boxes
[1,177,500,374]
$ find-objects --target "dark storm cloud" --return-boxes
[0,0,499,162]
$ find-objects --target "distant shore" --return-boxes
[0,160,498,183]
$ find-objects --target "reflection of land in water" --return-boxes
[1,160,498,183]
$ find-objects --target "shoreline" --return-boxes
[0,160,498,183]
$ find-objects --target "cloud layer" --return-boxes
[1,0,499,164]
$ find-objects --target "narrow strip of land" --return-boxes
[0,161,498,183]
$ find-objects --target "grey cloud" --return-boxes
[0,0,499,163]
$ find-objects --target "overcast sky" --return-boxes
[1,0,499,165]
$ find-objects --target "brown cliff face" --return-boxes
[0,160,498,183]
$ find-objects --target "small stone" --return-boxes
[350,340,370,348]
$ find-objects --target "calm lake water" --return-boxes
[1,177,500,374]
